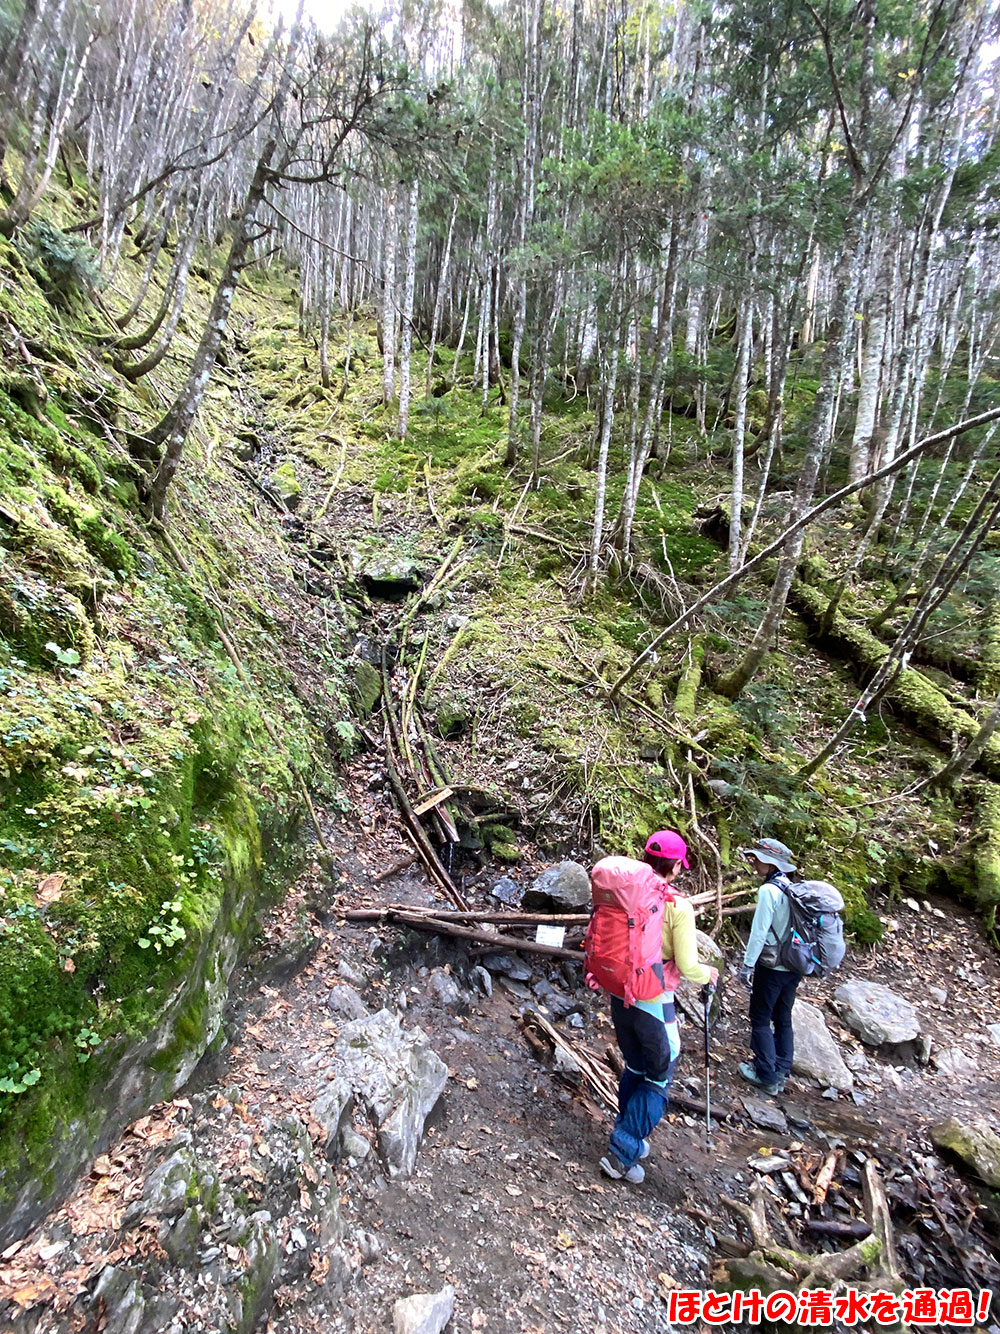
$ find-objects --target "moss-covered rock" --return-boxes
[350,659,382,718]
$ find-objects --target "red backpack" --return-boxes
[584,856,673,1007]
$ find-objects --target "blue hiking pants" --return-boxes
[750,964,800,1084]
[607,995,680,1168]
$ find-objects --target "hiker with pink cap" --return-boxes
[583,830,719,1185]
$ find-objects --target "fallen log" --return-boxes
[340,907,580,960]
[346,906,590,927]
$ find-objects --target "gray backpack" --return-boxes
[778,880,846,977]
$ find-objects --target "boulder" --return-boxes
[833,980,921,1048]
[357,552,423,599]
[791,1002,854,1091]
[393,1285,456,1334]
[335,1009,448,1178]
[930,1117,1000,1188]
[522,860,591,912]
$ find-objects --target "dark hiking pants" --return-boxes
[750,965,800,1084]
[607,995,679,1168]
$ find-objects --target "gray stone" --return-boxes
[740,1097,787,1134]
[481,953,532,981]
[470,966,493,998]
[489,877,523,908]
[931,1117,1000,1188]
[986,1023,1000,1048]
[339,1127,371,1164]
[498,976,532,1000]
[92,1266,145,1334]
[834,980,921,1047]
[130,1148,217,1224]
[337,959,363,986]
[357,552,423,599]
[928,986,948,1004]
[311,1079,354,1161]
[522,860,591,912]
[393,1285,456,1334]
[791,1002,854,1091]
[335,1009,448,1178]
[747,1155,792,1174]
[844,1049,869,1072]
[553,1046,582,1081]
[327,985,367,1021]
[427,969,463,1007]
[930,1046,976,1077]
[158,1205,202,1266]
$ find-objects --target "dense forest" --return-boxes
[1,0,1000,1326]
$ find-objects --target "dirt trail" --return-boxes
[4,765,998,1333]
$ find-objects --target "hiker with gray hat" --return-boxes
[737,837,800,1097]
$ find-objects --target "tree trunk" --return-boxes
[138,143,275,517]
[728,292,753,573]
[381,185,397,406]
[717,206,865,699]
[397,181,418,440]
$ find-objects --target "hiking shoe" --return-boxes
[738,1061,781,1096]
[638,1138,651,1160]
[600,1151,645,1184]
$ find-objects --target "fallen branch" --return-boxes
[341,907,579,959]
[345,906,589,927]
[812,1149,839,1206]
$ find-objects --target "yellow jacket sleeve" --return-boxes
[662,896,711,985]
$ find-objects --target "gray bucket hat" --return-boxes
[740,837,797,874]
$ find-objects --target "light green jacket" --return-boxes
[661,894,711,987]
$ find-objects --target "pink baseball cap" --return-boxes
[645,830,689,868]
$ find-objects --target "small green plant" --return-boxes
[329,718,357,759]
[0,1062,41,1094]
[74,1026,101,1063]
[44,641,81,667]
[138,899,187,954]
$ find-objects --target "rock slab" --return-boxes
[335,1009,448,1177]
[931,1117,1000,1188]
[833,980,921,1047]
[792,1002,853,1091]
[522,860,591,912]
[393,1285,456,1334]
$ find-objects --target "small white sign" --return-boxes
[535,925,566,947]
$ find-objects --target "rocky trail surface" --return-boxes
[2,775,999,1333]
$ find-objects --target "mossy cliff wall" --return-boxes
[0,235,339,1240]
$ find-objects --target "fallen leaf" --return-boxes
[505,1184,522,1197]
[10,1278,56,1309]
[92,1156,112,1178]
[63,958,76,973]
[36,874,67,906]
[466,1077,479,1090]
[555,1230,574,1250]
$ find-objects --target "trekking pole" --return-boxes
[700,983,716,1148]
